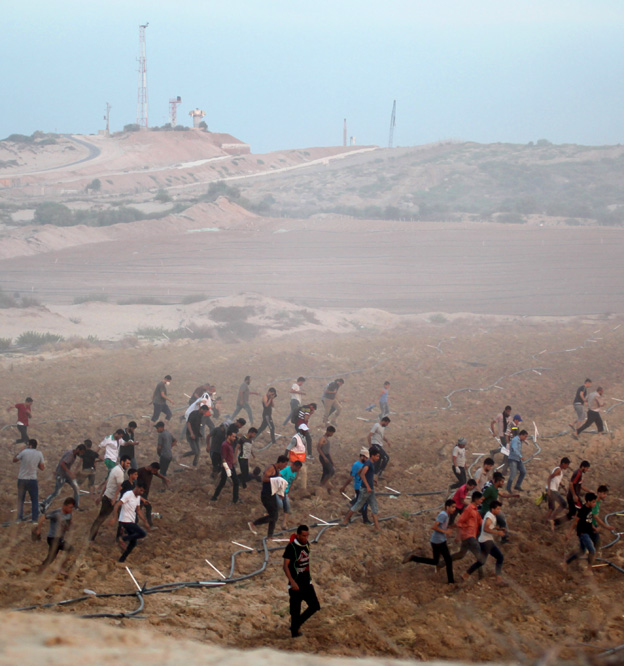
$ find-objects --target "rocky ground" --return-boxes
[1,315,623,664]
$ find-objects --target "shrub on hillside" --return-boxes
[34,202,73,226]
[16,331,64,347]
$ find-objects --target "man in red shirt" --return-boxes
[449,490,485,576]
[8,397,33,444]
[211,426,240,504]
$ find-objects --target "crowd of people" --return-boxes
[7,371,616,634]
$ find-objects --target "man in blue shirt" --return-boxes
[278,460,302,530]
[506,429,528,493]
[402,499,457,584]
[342,447,381,530]
[339,448,371,524]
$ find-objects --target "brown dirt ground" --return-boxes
[1,316,623,663]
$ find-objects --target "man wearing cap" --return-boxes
[151,375,174,423]
[286,424,309,490]
[450,438,467,489]
[507,429,528,493]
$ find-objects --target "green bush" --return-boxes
[86,178,102,192]
[117,296,164,305]
[123,124,141,132]
[181,293,208,304]
[200,181,241,203]
[0,337,12,350]
[34,202,73,226]
[155,189,172,203]
[0,288,17,308]
[428,313,448,324]
[73,293,108,304]
[16,331,64,347]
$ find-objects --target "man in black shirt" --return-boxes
[183,405,209,467]
[119,421,139,469]
[207,418,246,477]
[570,378,592,432]
[565,492,598,573]
[283,524,321,638]
[76,439,101,495]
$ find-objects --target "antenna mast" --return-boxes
[388,100,396,148]
[104,102,111,135]
[137,22,149,128]
[343,118,347,147]
[169,96,182,126]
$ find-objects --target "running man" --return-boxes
[368,416,391,477]
[89,455,132,541]
[279,460,303,530]
[450,491,484,573]
[322,378,344,426]
[256,388,277,445]
[75,439,101,495]
[463,500,506,585]
[183,404,209,467]
[151,375,174,423]
[377,381,391,419]
[544,457,571,527]
[155,421,177,480]
[570,378,592,432]
[13,438,45,523]
[283,377,306,426]
[342,447,381,530]
[564,492,599,574]
[559,460,591,523]
[473,457,495,491]
[403,499,457,584]
[34,497,76,572]
[489,405,512,458]
[98,429,125,477]
[283,524,321,638]
[7,397,33,445]
[286,423,309,490]
[576,387,606,437]
[506,429,528,493]
[114,484,150,563]
[237,427,258,488]
[450,438,467,489]
[339,448,371,524]
[119,421,140,470]
[40,443,85,513]
[249,455,289,537]
[231,376,259,424]
[318,426,336,487]
[211,425,241,504]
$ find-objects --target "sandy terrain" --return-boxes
[1,211,623,318]
[1,315,623,664]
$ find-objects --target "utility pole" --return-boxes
[388,99,396,148]
[169,96,182,126]
[137,22,149,128]
[104,102,111,135]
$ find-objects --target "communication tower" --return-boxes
[388,100,396,148]
[136,23,149,128]
[104,102,111,135]
[169,96,182,126]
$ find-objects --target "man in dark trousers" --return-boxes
[283,524,321,637]
[211,425,240,503]
[183,404,209,467]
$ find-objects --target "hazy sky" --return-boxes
[3,1,623,153]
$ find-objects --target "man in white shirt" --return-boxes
[99,429,125,477]
[450,438,467,489]
[283,376,306,426]
[89,455,131,541]
[367,417,391,477]
[115,484,149,562]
